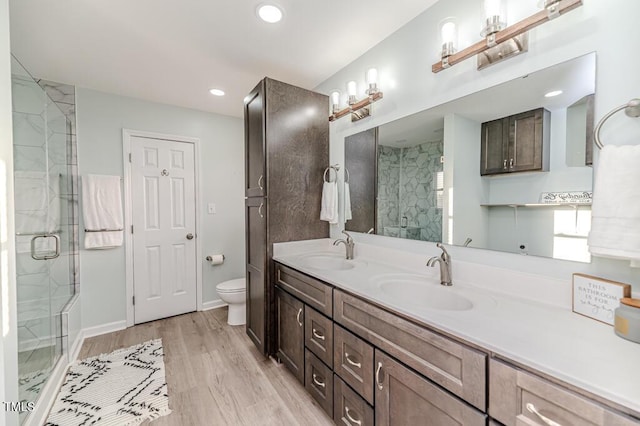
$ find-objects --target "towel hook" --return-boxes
[594,98,640,150]
[323,164,340,183]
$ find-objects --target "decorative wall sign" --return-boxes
[540,191,592,204]
[572,273,631,325]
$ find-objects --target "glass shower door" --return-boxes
[11,56,74,417]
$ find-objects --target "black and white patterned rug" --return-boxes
[46,339,171,426]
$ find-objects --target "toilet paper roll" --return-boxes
[206,254,225,265]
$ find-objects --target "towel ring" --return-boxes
[323,164,340,183]
[594,98,640,150]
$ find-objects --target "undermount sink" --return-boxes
[299,254,360,271]
[371,273,473,311]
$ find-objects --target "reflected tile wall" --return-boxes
[377,141,443,242]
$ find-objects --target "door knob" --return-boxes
[186,233,194,240]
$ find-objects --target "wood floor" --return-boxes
[76,308,335,425]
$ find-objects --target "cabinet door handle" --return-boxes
[258,203,264,218]
[344,406,362,426]
[312,373,326,388]
[312,328,325,341]
[526,403,563,426]
[296,308,303,327]
[509,158,514,169]
[503,159,507,170]
[375,361,384,390]
[257,175,264,191]
[344,352,361,369]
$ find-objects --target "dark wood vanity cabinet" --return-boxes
[481,108,550,176]
[375,350,487,426]
[244,78,329,356]
[275,287,305,384]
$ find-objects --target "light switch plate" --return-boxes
[208,203,216,214]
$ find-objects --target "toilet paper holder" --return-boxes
[206,255,225,262]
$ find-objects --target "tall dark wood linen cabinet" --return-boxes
[244,78,329,356]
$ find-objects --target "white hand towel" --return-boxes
[82,174,124,249]
[320,181,339,224]
[587,145,640,261]
[344,182,352,222]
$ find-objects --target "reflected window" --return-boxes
[552,208,591,262]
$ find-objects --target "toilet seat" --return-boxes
[216,278,246,293]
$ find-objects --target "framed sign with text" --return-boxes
[572,273,631,325]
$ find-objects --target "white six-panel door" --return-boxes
[130,136,197,324]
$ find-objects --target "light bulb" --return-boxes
[484,0,502,18]
[366,68,378,85]
[441,21,457,45]
[331,91,340,106]
[347,81,357,97]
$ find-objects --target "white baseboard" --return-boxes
[201,299,227,311]
[82,320,127,339]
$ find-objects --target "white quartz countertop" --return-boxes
[272,239,640,416]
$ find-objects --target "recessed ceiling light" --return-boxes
[209,88,225,96]
[544,90,563,98]
[257,4,283,23]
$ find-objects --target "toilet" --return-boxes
[216,278,246,326]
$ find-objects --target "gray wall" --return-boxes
[76,88,244,328]
[317,0,640,291]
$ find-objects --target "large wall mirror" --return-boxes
[344,52,595,263]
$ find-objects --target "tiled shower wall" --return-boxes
[377,140,443,242]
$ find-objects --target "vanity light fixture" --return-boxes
[329,69,384,123]
[432,0,583,73]
[209,88,225,96]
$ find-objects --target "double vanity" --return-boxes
[272,238,640,426]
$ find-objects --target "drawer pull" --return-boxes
[344,406,362,426]
[312,328,325,341]
[526,403,563,426]
[296,308,303,327]
[344,352,361,369]
[312,373,326,388]
[375,362,384,390]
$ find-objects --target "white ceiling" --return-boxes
[9,0,439,118]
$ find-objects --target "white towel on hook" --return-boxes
[344,182,352,222]
[82,174,123,249]
[587,145,640,263]
[320,181,339,224]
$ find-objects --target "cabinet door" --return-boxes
[508,108,548,173]
[276,287,305,384]
[245,80,265,197]
[481,117,509,175]
[246,197,266,353]
[375,350,486,426]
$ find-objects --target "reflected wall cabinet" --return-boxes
[481,108,550,176]
[244,77,329,355]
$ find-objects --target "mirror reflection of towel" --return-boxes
[588,145,640,264]
[344,183,352,222]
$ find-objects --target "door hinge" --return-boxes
[129,153,132,162]
[133,296,135,305]
[131,225,134,234]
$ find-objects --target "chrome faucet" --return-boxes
[427,243,452,286]
[333,230,355,260]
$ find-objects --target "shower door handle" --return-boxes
[30,234,60,260]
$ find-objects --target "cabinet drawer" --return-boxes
[376,350,487,426]
[305,349,333,418]
[334,324,374,405]
[276,264,333,317]
[489,358,638,426]
[334,289,486,410]
[305,306,333,368]
[334,375,374,426]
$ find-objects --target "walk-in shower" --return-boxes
[11,55,79,423]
